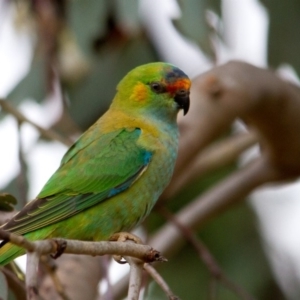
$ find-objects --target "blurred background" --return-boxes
[1,0,300,299]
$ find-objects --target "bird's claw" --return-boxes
[109,232,143,264]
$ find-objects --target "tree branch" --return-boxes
[144,263,179,300]
[26,252,40,300]
[0,230,165,263]
[126,256,144,300]
[0,230,167,298]
[169,61,300,201]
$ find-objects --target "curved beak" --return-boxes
[174,89,190,115]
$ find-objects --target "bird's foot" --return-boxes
[109,232,142,264]
[109,231,142,244]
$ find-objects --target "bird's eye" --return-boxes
[150,82,166,94]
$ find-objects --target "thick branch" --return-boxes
[161,62,300,258]
[170,61,300,197]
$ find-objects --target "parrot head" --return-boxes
[113,62,191,121]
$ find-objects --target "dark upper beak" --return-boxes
[174,89,190,115]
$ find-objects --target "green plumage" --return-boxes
[0,62,191,265]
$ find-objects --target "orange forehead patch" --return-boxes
[165,78,191,95]
[130,82,148,102]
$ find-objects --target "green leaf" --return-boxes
[0,193,17,212]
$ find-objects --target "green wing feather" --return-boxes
[3,128,152,235]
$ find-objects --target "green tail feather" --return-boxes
[0,243,26,266]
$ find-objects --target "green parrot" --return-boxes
[0,62,191,265]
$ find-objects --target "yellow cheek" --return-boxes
[130,82,148,102]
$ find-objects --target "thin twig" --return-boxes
[144,263,179,300]
[157,206,256,300]
[126,256,144,300]
[0,99,73,147]
[26,252,41,300]
[16,120,28,207]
